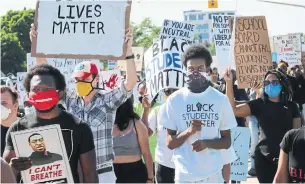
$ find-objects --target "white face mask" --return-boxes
[1,105,11,120]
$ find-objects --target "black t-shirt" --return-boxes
[1,125,9,155]
[293,75,305,110]
[5,110,95,183]
[248,99,300,158]
[280,127,305,183]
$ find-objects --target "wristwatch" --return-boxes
[126,54,135,60]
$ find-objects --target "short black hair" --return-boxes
[28,133,43,143]
[137,81,146,90]
[23,64,66,92]
[182,44,213,67]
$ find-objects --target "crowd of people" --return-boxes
[0,21,305,184]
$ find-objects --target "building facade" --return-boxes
[183,10,235,45]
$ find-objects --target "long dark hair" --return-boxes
[114,96,140,131]
[263,69,292,107]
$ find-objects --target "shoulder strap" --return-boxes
[133,118,138,137]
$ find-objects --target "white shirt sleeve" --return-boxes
[160,97,178,131]
[148,109,157,133]
[220,95,238,131]
[221,146,237,165]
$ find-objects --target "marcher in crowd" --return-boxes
[224,69,301,183]
[162,44,237,183]
[3,64,98,183]
[30,24,138,183]
[1,86,19,155]
[113,97,153,183]
[273,127,305,183]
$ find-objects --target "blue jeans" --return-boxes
[249,116,259,169]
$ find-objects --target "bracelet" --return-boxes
[147,178,154,181]
[126,54,135,60]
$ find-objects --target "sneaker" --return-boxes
[248,168,257,176]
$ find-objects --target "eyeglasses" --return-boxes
[263,80,280,86]
[164,89,177,96]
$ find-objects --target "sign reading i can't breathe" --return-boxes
[144,38,189,101]
[31,0,132,60]
[160,19,195,42]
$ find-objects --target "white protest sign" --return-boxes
[160,19,195,42]
[133,47,145,71]
[230,127,251,181]
[273,33,302,66]
[100,70,122,91]
[17,72,27,107]
[212,15,234,75]
[31,0,131,60]
[144,38,189,100]
[26,54,102,91]
[11,125,74,183]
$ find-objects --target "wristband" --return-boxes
[126,54,135,60]
[147,178,154,182]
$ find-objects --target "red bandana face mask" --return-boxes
[27,90,59,111]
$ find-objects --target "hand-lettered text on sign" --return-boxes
[160,19,195,42]
[234,16,272,89]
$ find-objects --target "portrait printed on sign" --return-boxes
[11,125,74,183]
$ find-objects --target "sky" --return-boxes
[1,0,305,37]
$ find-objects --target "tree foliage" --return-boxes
[1,9,35,75]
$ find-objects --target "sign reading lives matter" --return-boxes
[11,125,74,183]
[273,33,302,66]
[234,16,272,89]
[160,19,195,42]
[212,15,234,75]
[144,38,189,100]
[31,0,132,60]
[230,127,250,181]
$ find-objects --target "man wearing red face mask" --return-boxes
[3,65,98,183]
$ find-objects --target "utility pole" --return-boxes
[257,0,305,8]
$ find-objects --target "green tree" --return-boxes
[208,43,216,56]
[1,32,26,74]
[132,18,161,48]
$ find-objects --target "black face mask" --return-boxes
[138,96,143,103]
[186,71,210,93]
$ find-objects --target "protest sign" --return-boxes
[301,52,305,67]
[11,125,74,183]
[273,33,302,66]
[107,60,117,70]
[212,15,234,75]
[230,127,250,181]
[234,16,272,89]
[16,72,27,107]
[100,70,122,91]
[272,52,278,63]
[144,38,189,100]
[160,19,195,42]
[31,0,132,60]
[133,47,145,71]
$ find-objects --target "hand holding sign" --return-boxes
[141,95,151,110]
[10,157,32,174]
[192,140,208,152]
[189,120,205,134]
[223,68,233,83]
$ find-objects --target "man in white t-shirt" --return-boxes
[148,88,177,183]
[162,44,237,183]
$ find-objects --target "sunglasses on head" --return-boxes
[263,80,280,86]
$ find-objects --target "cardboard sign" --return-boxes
[160,19,195,42]
[273,33,302,66]
[31,0,132,60]
[144,38,189,100]
[100,70,122,91]
[230,127,250,181]
[16,72,27,107]
[212,15,234,75]
[115,47,145,71]
[11,125,74,183]
[234,16,272,89]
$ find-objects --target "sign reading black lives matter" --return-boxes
[160,19,195,42]
[144,38,189,100]
[234,16,272,89]
[11,125,74,183]
[31,0,132,60]
[212,15,235,75]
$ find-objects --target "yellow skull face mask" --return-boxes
[75,81,93,97]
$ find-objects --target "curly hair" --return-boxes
[23,64,66,92]
[263,69,292,107]
[181,44,213,67]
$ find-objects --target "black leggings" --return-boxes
[155,162,175,183]
[114,160,147,183]
[255,149,278,183]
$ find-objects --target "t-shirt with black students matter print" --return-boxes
[5,110,95,183]
[161,87,237,182]
[280,127,305,183]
